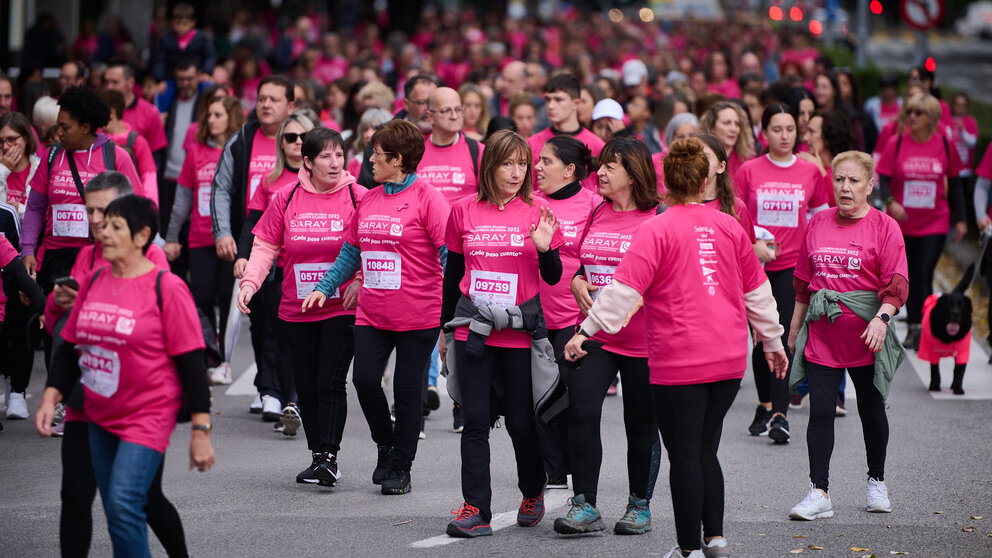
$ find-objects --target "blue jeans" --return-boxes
[88,424,164,558]
[427,339,440,387]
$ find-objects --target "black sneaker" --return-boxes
[748,405,772,436]
[546,475,568,489]
[452,404,464,433]
[426,385,441,411]
[447,503,492,538]
[381,469,411,495]
[315,453,341,486]
[296,452,322,484]
[373,445,392,485]
[768,415,791,444]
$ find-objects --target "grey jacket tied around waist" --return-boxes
[790,289,906,401]
[443,294,567,425]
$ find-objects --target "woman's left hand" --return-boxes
[953,221,967,242]
[563,332,588,361]
[860,317,888,353]
[189,433,215,472]
[529,207,559,252]
[341,280,360,310]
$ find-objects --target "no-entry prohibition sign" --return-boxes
[900,0,945,31]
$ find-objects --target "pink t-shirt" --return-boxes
[246,130,278,216]
[123,97,168,152]
[704,196,757,244]
[344,178,449,331]
[950,115,978,170]
[418,134,483,205]
[794,208,908,368]
[178,141,223,249]
[876,132,965,237]
[579,203,655,357]
[61,267,205,452]
[735,155,827,271]
[5,165,30,207]
[248,167,298,213]
[708,79,740,99]
[918,293,971,365]
[536,187,602,330]
[447,195,565,348]
[253,181,366,322]
[612,204,766,385]
[727,150,752,195]
[527,127,606,192]
[0,235,19,321]
[29,143,142,254]
[106,125,158,204]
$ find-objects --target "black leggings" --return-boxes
[806,362,888,492]
[536,327,572,479]
[60,421,187,558]
[281,316,355,454]
[0,296,35,393]
[568,346,660,506]
[752,266,795,415]
[456,341,545,521]
[352,325,437,472]
[904,234,945,324]
[653,378,740,552]
[188,247,233,347]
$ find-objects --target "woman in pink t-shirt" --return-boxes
[563,138,787,557]
[949,93,978,176]
[735,103,829,444]
[302,120,449,496]
[164,96,245,384]
[37,195,214,557]
[239,128,365,486]
[533,136,601,488]
[786,151,908,521]
[441,130,564,538]
[697,134,757,243]
[700,101,754,194]
[556,137,660,535]
[0,112,40,212]
[877,93,967,350]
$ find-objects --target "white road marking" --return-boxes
[225,363,258,396]
[409,489,571,548]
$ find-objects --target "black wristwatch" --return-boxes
[578,328,592,338]
[876,313,890,326]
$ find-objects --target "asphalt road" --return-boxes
[1,317,991,557]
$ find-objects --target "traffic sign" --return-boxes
[900,0,945,31]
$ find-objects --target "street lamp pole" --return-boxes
[856,0,868,68]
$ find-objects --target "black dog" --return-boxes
[918,263,974,395]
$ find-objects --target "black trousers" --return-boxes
[0,296,35,393]
[904,234,945,324]
[59,421,187,558]
[160,179,190,278]
[37,247,80,294]
[752,266,795,415]
[653,378,740,552]
[188,247,234,348]
[568,345,660,506]
[456,341,545,521]
[806,362,888,492]
[352,325,437,471]
[281,316,355,454]
[536,327,572,479]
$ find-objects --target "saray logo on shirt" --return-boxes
[452,172,466,184]
[115,317,136,336]
[510,234,525,247]
[330,220,344,232]
[903,157,940,175]
[562,223,578,238]
[848,258,862,271]
[389,224,404,237]
[619,241,631,253]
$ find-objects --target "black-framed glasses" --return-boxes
[370,149,395,159]
[282,132,304,143]
[0,135,22,145]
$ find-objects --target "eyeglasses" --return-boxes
[370,149,395,159]
[429,106,466,116]
[0,135,22,145]
[282,132,303,143]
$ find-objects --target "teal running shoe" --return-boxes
[553,494,605,534]
[614,494,651,535]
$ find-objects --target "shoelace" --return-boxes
[520,496,543,514]
[451,503,482,520]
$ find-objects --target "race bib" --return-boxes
[584,264,617,301]
[469,270,518,309]
[79,345,121,398]
[756,192,799,228]
[197,185,211,217]
[362,251,402,290]
[52,204,89,238]
[294,262,338,300]
[903,180,937,209]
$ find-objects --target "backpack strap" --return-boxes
[284,182,301,211]
[465,136,480,179]
[126,131,138,153]
[895,133,902,160]
[102,141,115,171]
[155,269,165,312]
[348,183,357,209]
[86,266,105,290]
[47,145,62,175]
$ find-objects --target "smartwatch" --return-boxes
[578,328,592,338]
[876,313,890,326]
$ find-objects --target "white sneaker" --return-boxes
[789,483,834,520]
[664,547,705,558]
[209,362,232,385]
[249,394,263,414]
[261,395,282,422]
[6,392,28,419]
[703,537,731,558]
[866,478,892,513]
[280,405,302,436]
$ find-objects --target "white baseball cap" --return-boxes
[622,59,649,87]
[592,99,624,122]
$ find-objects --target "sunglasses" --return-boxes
[908,109,927,116]
[282,132,304,143]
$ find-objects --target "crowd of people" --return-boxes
[1,4,989,557]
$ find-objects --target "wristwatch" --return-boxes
[192,424,212,434]
[876,313,890,326]
[578,328,592,338]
